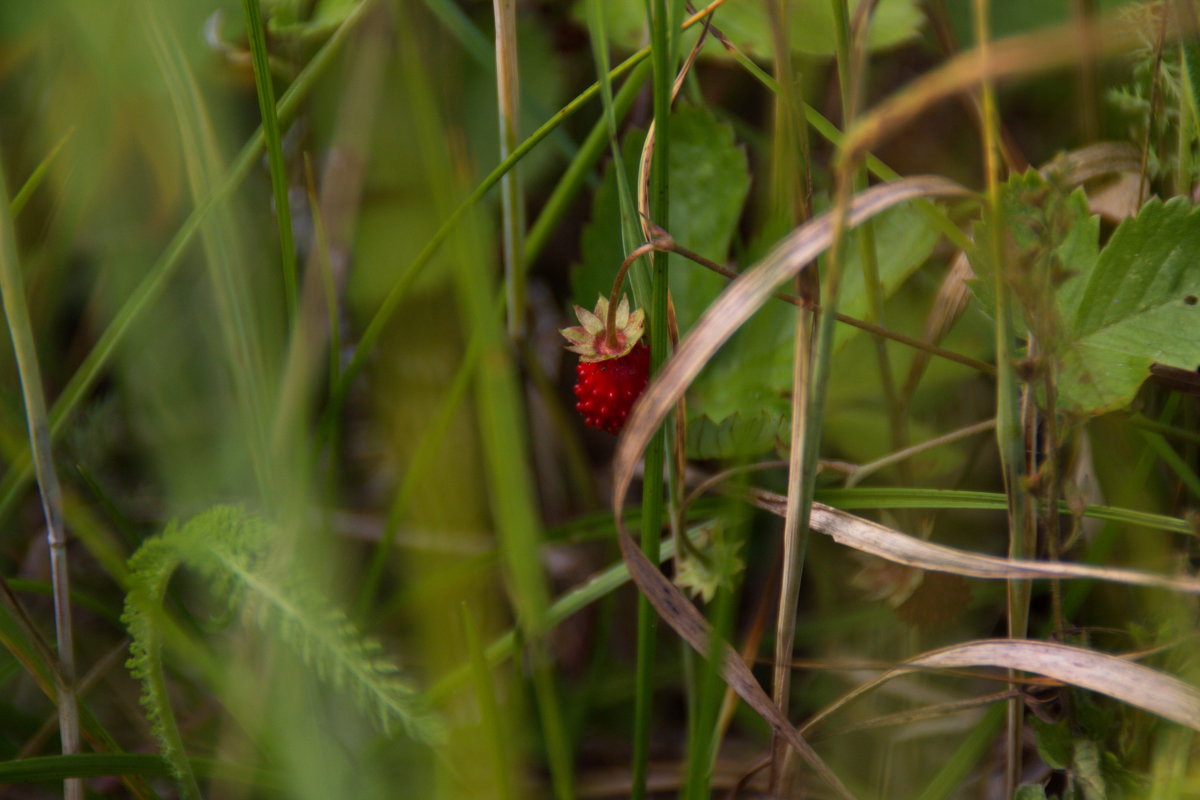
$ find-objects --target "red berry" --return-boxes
[572,341,650,433]
[560,294,650,434]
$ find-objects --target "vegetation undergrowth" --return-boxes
[0,1,1198,799]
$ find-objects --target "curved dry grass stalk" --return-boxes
[610,177,972,800]
[802,639,1200,735]
[841,13,1199,163]
[745,488,1200,594]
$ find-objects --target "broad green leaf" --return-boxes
[1058,198,1200,415]
[1014,786,1050,800]
[575,0,922,59]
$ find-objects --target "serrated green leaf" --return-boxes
[574,0,922,58]
[962,172,1200,416]
[1058,198,1200,415]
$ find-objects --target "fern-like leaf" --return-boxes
[122,506,440,798]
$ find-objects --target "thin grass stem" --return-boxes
[766,0,815,791]
[970,0,1029,791]
[0,154,81,800]
[628,0,675,794]
[241,0,298,323]
[494,0,526,341]
[461,604,517,800]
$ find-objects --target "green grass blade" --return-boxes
[813,487,1191,535]
[0,753,277,788]
[494,0,526,341]
[461,604,517,800]
[629,0,675,794]
[241,0,298,322]
[913,702,1006,800]
[9,130,72,220]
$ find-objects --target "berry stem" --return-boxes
[606,242,657,349]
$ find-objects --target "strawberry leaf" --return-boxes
[1057,197,1200,415]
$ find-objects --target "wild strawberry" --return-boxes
[561,295,650,434]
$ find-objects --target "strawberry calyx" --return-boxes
[560,295,645,362]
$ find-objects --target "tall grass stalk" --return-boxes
[970,0,1029,793]
[143,3,273,496]
[394,8,573,794]
[493,0,526,341]
[766,0,815,791]
[831,0,905,461]
[461,604,517,800]
[628,0,678,795]
[0,158,81,799]
[241,0,298,323]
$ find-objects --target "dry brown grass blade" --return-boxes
[1042,140,1140,184]
[745,489,1200,593]
[610,177,971,799]
[841,13,1198,163]
[803,639,1200,735]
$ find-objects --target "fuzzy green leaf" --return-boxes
[123,505,440,798]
